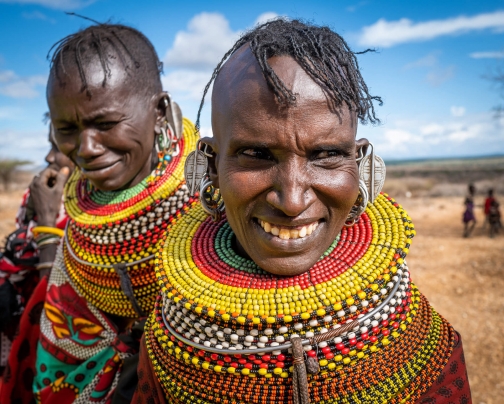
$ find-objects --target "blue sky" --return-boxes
[0,0,503,165]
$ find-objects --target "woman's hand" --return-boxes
[29,166,70,227]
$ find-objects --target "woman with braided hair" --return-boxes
[1,23,198,403]
[134,19,471,403]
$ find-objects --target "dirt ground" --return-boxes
[0,188,503,403]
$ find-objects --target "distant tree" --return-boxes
[0,159,32,191]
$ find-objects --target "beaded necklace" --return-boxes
[147,193,456,403]
[60,118,199,318]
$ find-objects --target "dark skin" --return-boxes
[204,47,368,276]
[47,54,167,330]
[29,135,74,277]
[47,55,167,192]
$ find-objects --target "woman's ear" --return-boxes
[201,137,219,188]
[153,91,168,134]
[355,138,370,159]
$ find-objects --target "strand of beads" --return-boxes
[60,118,199,317]
[64,118,197,226]
[146,193,454,403]
[156,194,414,332]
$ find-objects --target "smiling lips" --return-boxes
[258,219,320,240]
[81,160,119,173]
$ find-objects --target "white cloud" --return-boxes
[358,10,504,48]
[254,12,279,26]
[470,51,504,59]
[198,126,213,139]
[164,12,239,71]
[450,106,466,117]
[426,65,455,86]
[346,1,368,13]
[0,70,46,99]
[404,52,439,69]
[0,128,49,165]
[0,106,25,120]
[361,112,504,158]
[0,0,95,9]
[161,70,211,101]
[22,10,56,23]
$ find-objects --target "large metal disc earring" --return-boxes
[357,142,386,203]
[184,140,210,196]
[345,180,369,227]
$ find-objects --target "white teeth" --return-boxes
[258,220,319,240]
[279,229,290,240]
[307,224,313,235]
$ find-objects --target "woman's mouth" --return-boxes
[258,219,320,240]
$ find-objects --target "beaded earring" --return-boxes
[346,142,386,226]
[184,139,225,221]
[156,94,183,161]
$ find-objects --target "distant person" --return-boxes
[0,118,73,377]
[463,184,476,237]
[484,189,496,228]
[489,199,501,238]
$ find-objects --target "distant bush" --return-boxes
[0,159,32,191]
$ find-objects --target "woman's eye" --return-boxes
[96,122,117,130]
[314,150,341,159]
[240,148,272,160]
[56,126,76,135]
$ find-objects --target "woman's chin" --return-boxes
[241,219,336,276]
[252,255,318,276]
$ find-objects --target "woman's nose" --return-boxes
[45,148,56,164]
[76,129,104,160]
[265,160,316,217]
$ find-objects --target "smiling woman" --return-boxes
[0,23,198,404]
[134,19,472,403]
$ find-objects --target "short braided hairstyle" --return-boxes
[197,18,382,130]
[48,23,163,98]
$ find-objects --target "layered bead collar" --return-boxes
[60,118,199,317]
[142,193,455,402]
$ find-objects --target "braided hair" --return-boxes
[48,23,163,98]
[196,18,382,130]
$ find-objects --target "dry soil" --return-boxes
[0,190,503,403]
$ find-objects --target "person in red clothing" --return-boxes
[0,117,73,378]
[484,189,495,228]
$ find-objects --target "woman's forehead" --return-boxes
[212,51,355,143]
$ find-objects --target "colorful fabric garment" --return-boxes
[33,118,199,403]
[136,194,472,403]
[1,276,48,403]
[0,189,67,372]
[463,196,475,223]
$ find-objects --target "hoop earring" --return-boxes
[199,175,225,222]
[184,140,225,222]
[345,180,369,227]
